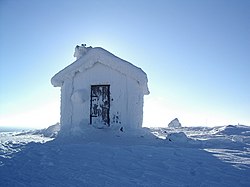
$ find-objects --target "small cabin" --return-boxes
[51,44,149,135]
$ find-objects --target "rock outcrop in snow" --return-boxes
[168,118,182,128]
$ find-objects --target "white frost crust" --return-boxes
[51,47,149,95]
[71,89,89,103]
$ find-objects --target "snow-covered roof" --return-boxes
[51,46,149,95]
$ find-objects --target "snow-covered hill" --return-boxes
[0,125,249,186]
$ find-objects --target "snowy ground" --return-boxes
[0,125,250,187]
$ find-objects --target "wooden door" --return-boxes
[90,85,110,127]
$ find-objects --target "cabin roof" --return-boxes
[51,47,149,95]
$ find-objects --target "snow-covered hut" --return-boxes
[51,44,149,135]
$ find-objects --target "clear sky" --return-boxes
[0,0,250,128]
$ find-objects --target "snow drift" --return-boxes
[0,124,250,186]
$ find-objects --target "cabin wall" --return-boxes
[60,78,74,134]
[126,77,144,129]
[60,62,145,134]
[72,63,128,129]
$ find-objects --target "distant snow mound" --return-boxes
[166,132,189,143]
[216,125,250,136]
[168,118,182,128]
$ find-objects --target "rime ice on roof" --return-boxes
[73,44,92,60]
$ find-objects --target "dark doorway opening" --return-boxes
[90,85,110,127]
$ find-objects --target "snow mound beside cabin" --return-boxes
[16,123,61,138]
[56,125,163,146]
[166,132,189,143]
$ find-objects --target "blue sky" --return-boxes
[0,0,249,128]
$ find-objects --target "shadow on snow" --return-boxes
[0,132,250,187]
